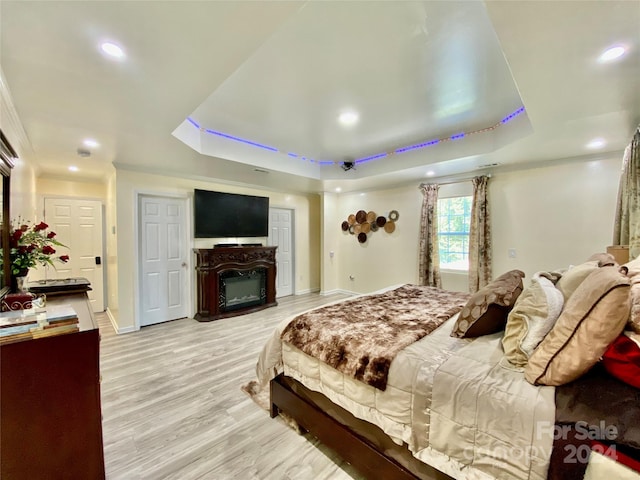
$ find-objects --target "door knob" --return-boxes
[182,262,187,268]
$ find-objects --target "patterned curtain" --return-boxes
[418,183,441,288]
[613,128,640,259]
[468,175,492,292]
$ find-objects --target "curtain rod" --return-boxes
[419,173,491,188]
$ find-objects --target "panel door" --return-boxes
[268,208,293,297]
[43,198,104,312]
[139,196,188,326]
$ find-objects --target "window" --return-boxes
[438,196,472,270]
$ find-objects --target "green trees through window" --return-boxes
[437,196,472,270]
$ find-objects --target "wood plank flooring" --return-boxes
[99,293,367,480]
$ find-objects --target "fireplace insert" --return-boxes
[219,268,267,312]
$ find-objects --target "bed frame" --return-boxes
[269,374,453,480]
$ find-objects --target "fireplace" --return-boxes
[194,246,277,321]
[219,268,266,312]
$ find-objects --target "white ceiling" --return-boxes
[1,1,638,193]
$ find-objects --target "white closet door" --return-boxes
[268,208,294,297]
[44,198,104,313]
[139,195,189,326]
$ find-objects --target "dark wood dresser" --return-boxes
[0,280,105,479]
[194,246,277,321]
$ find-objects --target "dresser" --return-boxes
[0,282,105,479]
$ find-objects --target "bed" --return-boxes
[250,256,640,480]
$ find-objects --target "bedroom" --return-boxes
[0,1,638,479]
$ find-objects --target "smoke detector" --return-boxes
[77,148,91,158]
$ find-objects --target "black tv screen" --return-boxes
[194,189,269,238]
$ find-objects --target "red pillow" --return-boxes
[602,335,640,389]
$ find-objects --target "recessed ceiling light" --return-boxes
[338,111,359,127]
[69,166,79,172]
[586,138,606,149]
[335,187,342,193]
[101,42,125,59]
[426,170,435,177]
[598,45,626,63]
[83,139,99,148]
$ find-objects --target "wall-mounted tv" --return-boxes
[194,189,269,238]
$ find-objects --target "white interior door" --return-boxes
[139,195,189,326]
[43,198,105,312]
[268,208,293,297]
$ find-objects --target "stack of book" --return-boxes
[0,305,79,345]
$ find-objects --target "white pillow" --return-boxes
[501,272,564,368]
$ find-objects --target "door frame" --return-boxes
[134,191,192,330]
[40,194,107,311]
[269,206,295,297]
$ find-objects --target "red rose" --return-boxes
[26,244,36,253]
[34,222,48,232]
[59,255,70,263]
[18,246,28,254]
[12,230,23,242]
[47,231,56,239]
[42,245,56,255]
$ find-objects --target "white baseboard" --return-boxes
[106,308,136,334]
[320,288,357,296]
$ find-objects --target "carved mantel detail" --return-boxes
[194,246,277,321]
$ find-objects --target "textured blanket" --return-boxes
[280,284,470,390]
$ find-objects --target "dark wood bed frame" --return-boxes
[270,373,453,480]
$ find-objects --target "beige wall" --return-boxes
[105,172,118,313]
[9,159,37,221]
[114,169,321,332]
[37,178,106,200]
[328,155,622,294]
[490,157,621,281]
[335,186,422,293]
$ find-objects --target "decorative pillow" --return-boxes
[623,256,640,333]
[555,260,600,302]
[602,334,640,389]
[587,252,617,267]
[524,266,631,386]
[451,270,524,338]
[629,278,640,334]
[501,272,564,368]
[624,255,640,279]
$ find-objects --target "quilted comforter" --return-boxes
[255,286,556,480]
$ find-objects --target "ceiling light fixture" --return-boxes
[101,42,125,59]
[83,139,99,148]
[77,148,91,158]
[586,138,606,149]
[426,170,435,177]
[335,187,342,193]
[598,45,626,63]
[338,111,359,127]
[69,166,79,172]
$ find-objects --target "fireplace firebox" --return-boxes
[220,268,266,312]
[194,246,277,321]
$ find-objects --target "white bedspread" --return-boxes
[254,290,557,480]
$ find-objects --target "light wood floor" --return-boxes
[98,293,367,480]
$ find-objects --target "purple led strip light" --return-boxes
[186,106,525,166]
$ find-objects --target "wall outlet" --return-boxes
[349,275,355,281]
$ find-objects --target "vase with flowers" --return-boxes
[4,218,70,292]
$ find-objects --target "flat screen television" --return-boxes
[194,189,269,238]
